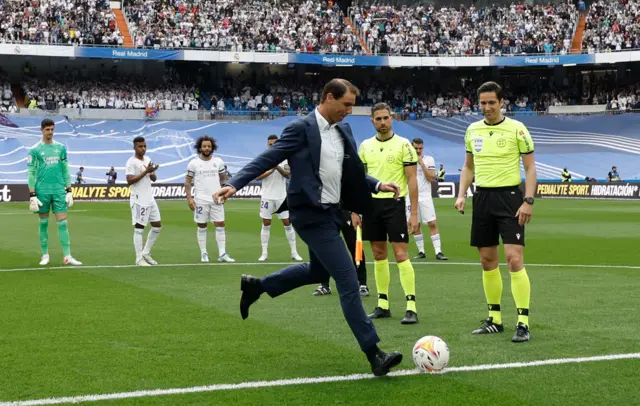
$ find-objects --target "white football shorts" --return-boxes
[259,198,289,220]
[406,195,437,224]
[131,200,161,226]
[194,200,225,223]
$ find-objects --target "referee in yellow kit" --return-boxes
[359,102,420,325]
[455,81,537,343]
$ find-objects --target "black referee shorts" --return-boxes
[471,186,525,247]
[362,197,409,243]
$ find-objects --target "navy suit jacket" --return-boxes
[227,112,380,227]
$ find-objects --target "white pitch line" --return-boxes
[1,261,640,274]
[1,352,639,406]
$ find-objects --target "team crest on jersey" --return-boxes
[497,138,506,148]
[386,155,395,164]
[473,138,484,152]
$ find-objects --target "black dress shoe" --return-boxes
[240,274,264,320]
[370,350,403,376]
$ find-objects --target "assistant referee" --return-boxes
[455,81,537,343]
[359,102,420,325]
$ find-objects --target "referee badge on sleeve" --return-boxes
[473,138,484,152]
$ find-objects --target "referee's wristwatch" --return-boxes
[523,197,534,205]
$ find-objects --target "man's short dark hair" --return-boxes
[194,135,218,152]
[477,81,504,100]
[371,102,392,116]
[412,137,424,145]
[41,118,55,129]
[133,136,145,145]
[321,79,360,102]
[267,134,278,141]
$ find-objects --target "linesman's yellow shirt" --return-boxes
[359,133,418,199]
[464,117,534,188]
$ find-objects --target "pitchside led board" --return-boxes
[1,182,639,203]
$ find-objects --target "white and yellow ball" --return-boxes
[412,335,450,373]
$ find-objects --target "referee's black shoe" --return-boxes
[512,322,531,343]
[368,307,391,319]
[401,310,418,324]
[369,349,403,377]
[471,317,504,335]
[240,274,264,320]
[436,252,448,260]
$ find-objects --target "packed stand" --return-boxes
[0,0,123,46]
[350,2,577,56]
[582,0,640,53]
[123,0,362,54]
[22,68,200,111]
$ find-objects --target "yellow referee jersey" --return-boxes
[464,117,534,188]
[358,133,418,199]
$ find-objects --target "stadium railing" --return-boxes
[0,39,636,58]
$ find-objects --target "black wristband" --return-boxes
[29,192,36,197]
[66,187,72,193]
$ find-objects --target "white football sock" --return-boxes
[414,234,425,253]
[284,225,297,253]
[197,227,207,254]
[431,233,442,254]
[133,228,144,262]
[215,226,226,257]
[261,225,271,255]
[143,227,161,255]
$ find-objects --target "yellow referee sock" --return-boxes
[374,258,390,310]
[397,259,417,313]
[511,268,531,327]
[482,267,503,325]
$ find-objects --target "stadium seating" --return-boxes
[0,0,123,45]
[583,0,640,53]
[1,114,639,185]
[350,2,577,55]
[123,0,363,54]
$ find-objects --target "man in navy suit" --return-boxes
[214,79,403,376]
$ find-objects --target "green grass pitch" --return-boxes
[0,198,639,405]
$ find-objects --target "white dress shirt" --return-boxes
[315,108,344,204]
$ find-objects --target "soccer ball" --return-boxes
[412,335,450,374]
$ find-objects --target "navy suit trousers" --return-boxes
[260,206,380,352]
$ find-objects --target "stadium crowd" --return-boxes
[0,0,123,46]
[16,65,640,116]
[123,0,363,54]
[350,2,578,55]
[582,0,640,53]
[22,76,200,111]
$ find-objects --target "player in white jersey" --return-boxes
[185,135,235,263]
[125,136,162,266]
[255,135,302,262]
[405,138,448,260]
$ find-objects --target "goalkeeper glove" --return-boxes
[65,187,74,208]
[29,193,42,213]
